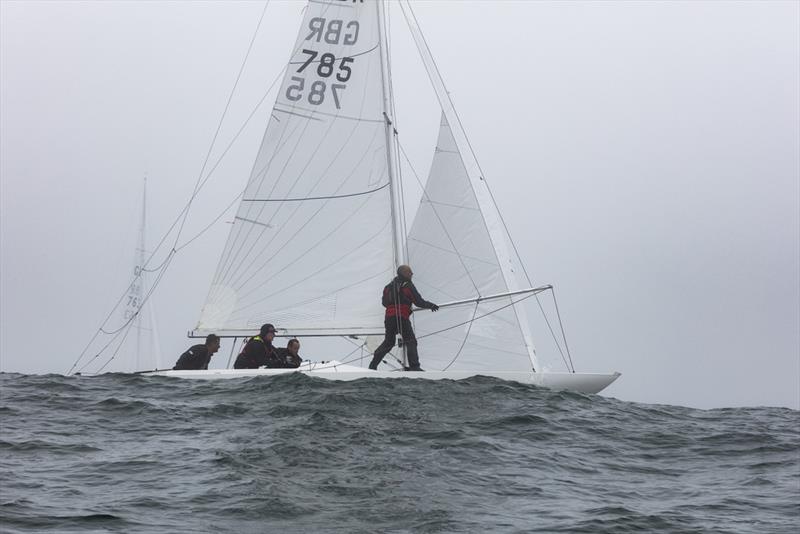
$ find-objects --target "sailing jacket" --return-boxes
[382,276,436,319]
[274,348,302,369]
[233,336,280,369]
[173,344,212,370]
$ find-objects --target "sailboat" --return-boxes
[71,176,163,375]
[142,0,620,394]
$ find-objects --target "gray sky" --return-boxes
[1,1,798,409]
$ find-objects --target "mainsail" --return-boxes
[197,1,396,337]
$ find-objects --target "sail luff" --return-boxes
[400,0,539,371]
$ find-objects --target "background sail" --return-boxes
[107,178,162,373]
[197,0,394,336]
[113,263,162,372]
[407,114,534,372]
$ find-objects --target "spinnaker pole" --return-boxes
[412,286,552,312]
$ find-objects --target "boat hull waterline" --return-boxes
[142,361,621,395]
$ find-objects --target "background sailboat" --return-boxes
[70,177,162,375]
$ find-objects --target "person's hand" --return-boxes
[431,304,440,312]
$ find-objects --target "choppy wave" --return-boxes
[0,372,797,533]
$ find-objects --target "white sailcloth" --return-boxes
[197,1,395,336]
[407,114,536,373]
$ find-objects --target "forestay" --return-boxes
[197,1,395,337]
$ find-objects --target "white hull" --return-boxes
[142,361,620,395]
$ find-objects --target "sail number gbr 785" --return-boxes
[285,17,359,110]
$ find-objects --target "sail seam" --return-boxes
[408,237,498,267]
[421,198,480,211]
[272,108,324,122]
[274,106,383,123]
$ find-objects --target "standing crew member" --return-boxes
[369,265,439,371]
[234,324,280,369]
[173,334,221,370]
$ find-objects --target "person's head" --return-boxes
[205,334,221,354]
[287,338,300,357]
[397,264,413,281]
[260,323,276,342]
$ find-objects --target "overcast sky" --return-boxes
[1,1,798,409]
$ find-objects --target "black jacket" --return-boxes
[234,336,280,369]
[274,347,302,368]
[173,344,211,370]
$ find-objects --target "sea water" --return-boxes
[1,373,798,533]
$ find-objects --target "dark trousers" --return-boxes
[369,316,420,370]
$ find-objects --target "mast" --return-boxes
[377,0,405,269]
[135,175,147,371]
[121,174,149,372]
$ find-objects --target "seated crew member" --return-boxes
[369,264,439,371]
[233,323,280,369]
[274,338,302,368]
[173,334,221,370]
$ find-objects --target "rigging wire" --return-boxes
[176,193,243,252]
[69,3,273,375]
[173,0,272,247]
[83,252,178,374]
[551,286,576,373]
[417,291,539,341]
[533,292,571,372]
[440,302,479,372]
